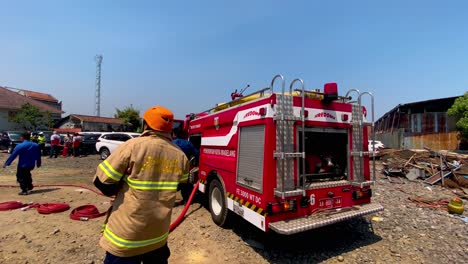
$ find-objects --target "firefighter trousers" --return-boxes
[104,244,170,264]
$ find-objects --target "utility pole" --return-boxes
[95,54,103,117]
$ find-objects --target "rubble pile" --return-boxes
[380,148,468,193]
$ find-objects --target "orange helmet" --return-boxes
[143,106,174,133]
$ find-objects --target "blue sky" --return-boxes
[1,0,467,120]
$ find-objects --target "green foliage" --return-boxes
[448,92,468,140]
[11,103,51,130]
[115,105,142,132]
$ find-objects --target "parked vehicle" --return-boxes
[368,140,385,152]
[180,75,382,234]
[80,133,102,155]
[95,132,140,159]
[0,131,23,153]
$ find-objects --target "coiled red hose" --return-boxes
[28,203,71,214]
[1,182,199,231]
[70,205,106,220]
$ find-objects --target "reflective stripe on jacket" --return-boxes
[94,130,189,257]
[37,135,45,144]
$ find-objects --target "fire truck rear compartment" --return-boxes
[299,128,349,185]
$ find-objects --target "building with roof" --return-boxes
[0,86,63,130]
[374,96,461,150]
[55,114,130,132]
[17,89,62,111]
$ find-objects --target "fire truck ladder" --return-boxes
[346,89,376,188]
[272,75,305,198]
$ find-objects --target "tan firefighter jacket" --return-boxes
[94,130,189,257]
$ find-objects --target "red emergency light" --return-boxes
[259,107,266,116]
[322,82,338,104]
[341,114,349,121]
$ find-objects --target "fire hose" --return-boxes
[69,204,107,220]
[28,203,71,214]
[0,201,25,211]
[169,181,199,232]
[0,182,200,231]
[0,183,105,196]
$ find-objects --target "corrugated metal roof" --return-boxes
[376,95,461,124]
[0,86,62,114]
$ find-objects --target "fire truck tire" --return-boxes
[209,179,230,227]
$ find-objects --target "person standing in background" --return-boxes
[37,132,45,156]
[3,132,41,195]
[63,133,73,157]
[72,133,83,157]
[172,126,199,205]
[49,131,60,158]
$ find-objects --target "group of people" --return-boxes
[49,131,83,158]
[3,105,198,263]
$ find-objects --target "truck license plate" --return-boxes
[233,202,244,216]
[319,197,342,208]
[319,198,333,208]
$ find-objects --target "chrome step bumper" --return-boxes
[268,203,384,235]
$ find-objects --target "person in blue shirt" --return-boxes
[172,126,199,204]
[3,132,42,195]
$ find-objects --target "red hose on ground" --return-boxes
[1,182,199,232]
[0,201,26,211]
[70,205,106,220]
[169,182,200,232]
[28,203,71,214]
[0,184,104,196]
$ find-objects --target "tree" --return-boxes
[448,92,468,140]
[115,105,142,132]
[11,103,50,130]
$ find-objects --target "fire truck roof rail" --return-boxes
[345,89,361,103]
[270,74,286,94]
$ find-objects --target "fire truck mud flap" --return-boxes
[268,203,384,235]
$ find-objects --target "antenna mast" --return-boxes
[95,54,103,117]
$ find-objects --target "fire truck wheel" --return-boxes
[209,179,229,227]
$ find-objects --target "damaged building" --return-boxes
[375,96,461,150]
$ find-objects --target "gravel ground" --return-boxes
[0,152,466,263]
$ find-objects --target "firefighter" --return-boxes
[172,126,199,205]
[93,105,189,264]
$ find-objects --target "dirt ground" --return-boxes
[0,151,467,264]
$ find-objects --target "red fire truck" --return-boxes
[182,74,383,235]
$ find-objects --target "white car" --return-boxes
[96,132,140,159]
[368,140,385,152]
